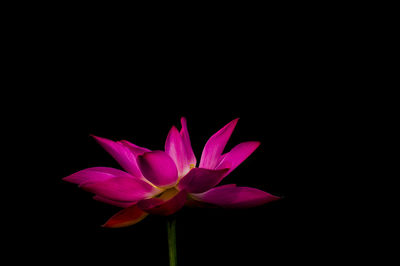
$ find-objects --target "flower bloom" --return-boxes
[63,118,279,228]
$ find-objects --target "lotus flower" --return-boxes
[63,118,279,228]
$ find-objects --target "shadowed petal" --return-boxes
[93,195,136,208]
[63,167,135,185]
[80,177,159,202]
[177,168,229,193]
[191,186,280,208]
[213,184,237,189]
[92,135,142,177]
[199,118,239,169]
[180,117,197,167]
[216,141,261,176]
[137,151,178,188]
[102,205,148,228]
[165,126,186,177]
[137,188,187,216]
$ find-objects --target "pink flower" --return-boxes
[63,118,279,228]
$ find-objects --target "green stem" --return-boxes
[167,216,177,266]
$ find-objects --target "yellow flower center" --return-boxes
[157,187,180,200]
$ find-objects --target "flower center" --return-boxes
[156,187,179,200]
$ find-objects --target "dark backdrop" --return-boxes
[9,16,344,266]
[25,76,334,266]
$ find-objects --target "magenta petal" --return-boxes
[119,140,151,155]
[92,135,142,177]
[80,177,157,202]
[192,186,280,208]
[63,167,135,185]
[137,151,178,188]
[180,117,197,167]
[199,118,239,169]
[165,126,186,177]
[93,195,136,208]
[177,168,229,193]
[216,141,261,176]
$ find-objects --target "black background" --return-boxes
[6,10,352,266]
[25,76,337,266]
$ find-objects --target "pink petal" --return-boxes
[102,205,148,228]
[177,168,229,193]
[180,117,197,167]
[80,177,158,202]
[199,118,239,169]
[92,135,143,177]
[185,184,238,208]
[119,140,151,155]
[63,167,134,185]
[165,126,187,177]
[137,189,187,216]
[137,151,178,188]
[191,186,280,208]
[216,141,261,176]
[93,195,136,208]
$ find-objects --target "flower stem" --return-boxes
[167,216,177,266]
